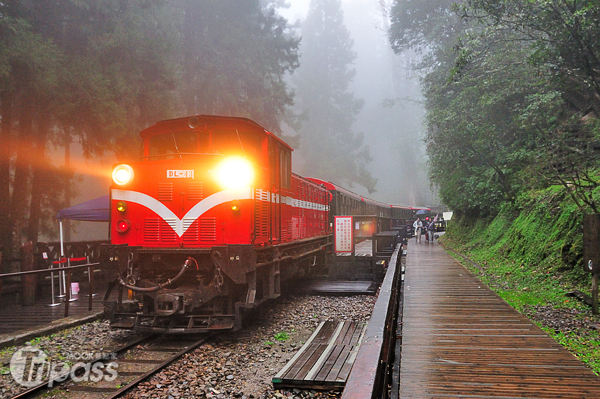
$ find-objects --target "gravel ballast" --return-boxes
[0,293,377,399]
[0,320,143,397]
[124,294,377,399]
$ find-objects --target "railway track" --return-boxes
[11,333,210,399]
[3,284,379,398]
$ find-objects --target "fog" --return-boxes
[281,0,434,206]
[65,0,435,242]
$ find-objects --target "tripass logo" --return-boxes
[10,344,118,388]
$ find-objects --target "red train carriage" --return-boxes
[390,205,413,228]
[390,204,415,240]
[306,178,411,240]
[101,115,331,333]
[306,179,373,237]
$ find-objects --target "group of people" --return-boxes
[413,217,435,243]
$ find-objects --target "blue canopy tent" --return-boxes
[57,195,110,222]
[56,195,110,256]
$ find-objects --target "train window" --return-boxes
[212,129,261,160]
[280,149,291,189]
[149,131,206,159]
[269,143,276,183]
[198,131,209,152]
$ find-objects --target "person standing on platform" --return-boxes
[426,220,435,243]
[413,218,423,243]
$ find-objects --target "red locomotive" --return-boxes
[102,115,332,333]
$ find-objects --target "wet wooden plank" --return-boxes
[398,242,600,398]
[273,321,327,382]
[324,345,351,382]
[301,280,377,295]
[273,320,367,390]
[315,342,346,381]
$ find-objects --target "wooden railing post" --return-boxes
[64,270,71,318]
[593,273,599,315]
[583,214,600,315]
[0,246,3,295]
[88,265,93,311]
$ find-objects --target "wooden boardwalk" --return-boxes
[273,320,367,390]
[0,278,105,337]
[0,293,104,336]
[399,241,600,398]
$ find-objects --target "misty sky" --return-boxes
[280,0,432,206]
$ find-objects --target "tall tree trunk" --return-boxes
[11,95,35,249]
[27,111,50,244]
[63,132,71,242]
[181,0,199,115]
[0,92,14,259]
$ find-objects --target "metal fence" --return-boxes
[0,240,107,317]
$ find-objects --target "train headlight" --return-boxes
[112,164,134,186]
[215,157,254,189]
[116,219,131,234]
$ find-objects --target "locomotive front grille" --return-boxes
[255,188,269,239]
[183,219,198,241]
[144,218,177,242]
[158,183,173,201]
[286,221,292,241]
[144,219,160,241]
[199,217,216,241]
[188,182,204,200]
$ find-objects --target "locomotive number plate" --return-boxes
[167,170,194,179]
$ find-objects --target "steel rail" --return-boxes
[104,334,211,399]
[9,334,155,399]
[11,333,210,399]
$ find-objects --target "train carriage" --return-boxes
[390,204,415,239]
[306,179,401,239]
[391,205,414,228]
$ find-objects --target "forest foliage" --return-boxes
[0,0,377,256]
[389,0,600,219]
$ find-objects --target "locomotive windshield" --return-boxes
[212,129,261,160]
[146,128,262,162]
[149,131,209,159]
